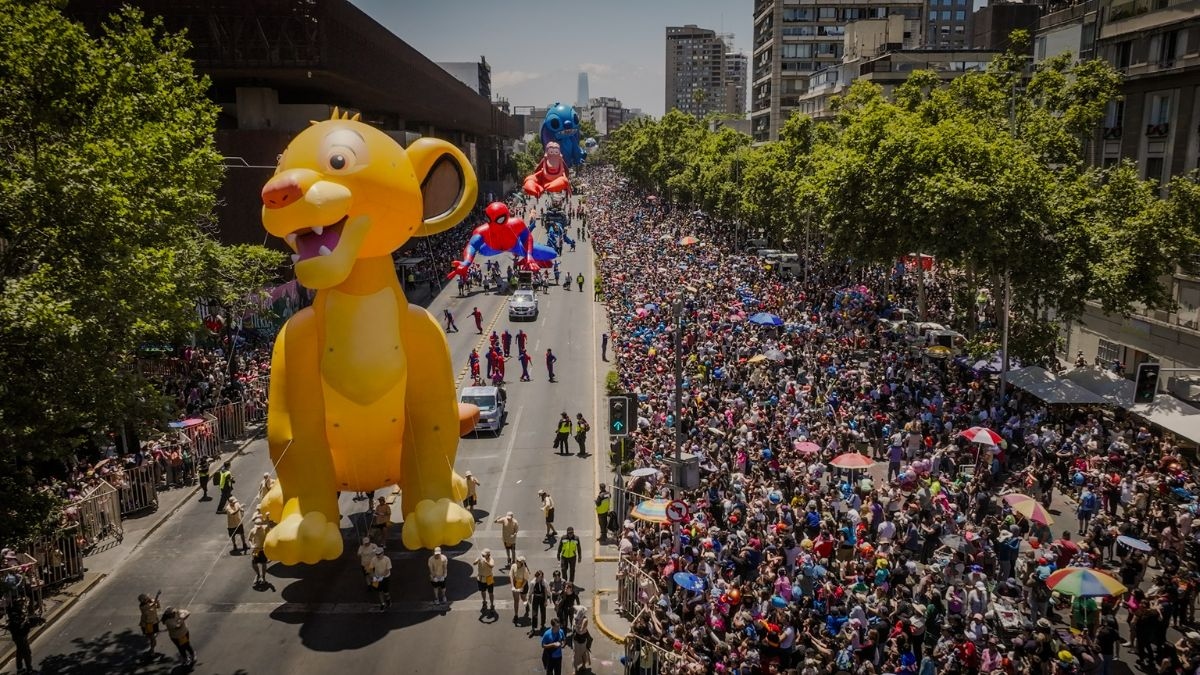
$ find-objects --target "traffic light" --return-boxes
[1134,362,1160,404]
[609,396,632,436]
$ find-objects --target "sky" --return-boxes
[349,0,753,118]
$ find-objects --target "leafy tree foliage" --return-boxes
[0,1,281,545]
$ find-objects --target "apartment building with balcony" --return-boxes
[665,26,747,118]
[1043,0,1200,396]
[752,0,925,141]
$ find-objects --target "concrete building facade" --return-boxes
[1037,0,1200,394]
[437,57,492,98]
[751,0,925,141]
[665,25,748,117]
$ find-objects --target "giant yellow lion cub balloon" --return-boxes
[258,109,477,564]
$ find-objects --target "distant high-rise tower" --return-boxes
[577,72,590,109]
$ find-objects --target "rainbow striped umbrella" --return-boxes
[1002,493,1055,526]
[630,498,672,524]
[1045,567,1127,597]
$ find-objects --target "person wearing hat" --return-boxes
[248,513,271,587]
[462,470,481,518]
[137,591,162,658]
[494,511,520,568]
[161,606,195,666]
[357,536,375,590]
[553,412,572,455]
[510,556,531,622]
[372,496,392,547]
[428,546,449,604]
[594,483,612,542]
[224,496,248,554]
[214,460,235,513]
[474,548,497,613]
[369,545,392,610]
[557,526,581,583]
[539,490,557,541]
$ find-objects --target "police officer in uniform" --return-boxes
[556,526,581,583]
[553,413,572,455]
[594,484,612,542]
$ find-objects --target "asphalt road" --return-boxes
[12,210,620,674]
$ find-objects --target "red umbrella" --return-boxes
[794,441,821,456]
[830,452,874,469]
[959,426,1003,446]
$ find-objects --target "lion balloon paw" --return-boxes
[451,472,468,503]
[401,498,474,550]
[265,510,343,565]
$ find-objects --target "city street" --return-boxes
[8,215,622,674]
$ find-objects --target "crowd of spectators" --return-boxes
[585,166,1200,675]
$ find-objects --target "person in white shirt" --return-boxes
[428,546,449,604]
[368,546,392,609]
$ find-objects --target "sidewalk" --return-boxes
[0,428,263,670]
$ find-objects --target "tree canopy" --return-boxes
[0,1,283,545]
[603,35,1200,363]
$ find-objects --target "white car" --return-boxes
[460,386,506,433]
[508,288,539,321]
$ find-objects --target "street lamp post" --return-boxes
[673,299,684,464]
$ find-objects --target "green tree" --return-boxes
[512,137,542,179]
[0,2,225,544]
[205,244,288,378]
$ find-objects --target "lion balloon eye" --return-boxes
[330,154,347,170]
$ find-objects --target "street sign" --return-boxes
[666,500,689,523]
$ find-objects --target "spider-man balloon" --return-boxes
[446,202,557,278]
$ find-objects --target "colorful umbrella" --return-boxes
[630,467,660,478]
[1044,567,1127,597]
[673,571,705,592]
[747,354,768,364]
[830,452,874,470]
[764,349,786,362]
[631,498,672,524]
[679,236,699,246]
[1116,535,1152,552]
[960,426,1003,446]
[1002,493,1055,526]
[925,345,952,359]
[794,441,821,456]
[748,312,784,327]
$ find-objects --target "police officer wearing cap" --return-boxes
[557,526,581,583]
[595,484,612,541]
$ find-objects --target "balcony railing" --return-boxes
[1103,126,1123,139]
[1146,122,1170,137]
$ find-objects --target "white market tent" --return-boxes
[1063,367,1200,446]
[1003,366,1107,405]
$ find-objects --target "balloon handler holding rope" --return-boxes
[258,109,478,565]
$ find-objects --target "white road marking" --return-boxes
[484,406,523,531]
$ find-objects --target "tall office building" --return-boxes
[665,25,747,118]
[750,0,924,141]
[577,72,590,109]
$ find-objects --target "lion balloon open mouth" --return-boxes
[285,216,348,263]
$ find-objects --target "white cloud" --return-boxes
[493,70,543,88]
[578,63,613,77]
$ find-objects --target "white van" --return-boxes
[460,386,507,433]
[776,253,802,277]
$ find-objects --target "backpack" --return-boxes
[1081,492,1097,512]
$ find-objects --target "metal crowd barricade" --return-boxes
[184,415,222,461]
[118,463,160,516]
[25,525,84,591]
[623,633,701,675]
[212,402,247,442]
[610,485,654,533]
[0,553,43,615]
[73,480,123,550]
[616,557,658,619]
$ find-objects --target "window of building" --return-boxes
[1150,30,1180,66]
[941,10,952,20]
[1096,338,1123,365]
[1150,93,1172,125]
[1035,37,1046,60]
[783,8,815,21]
[1081,22,1096,54]
[1145,156,1165,184]
[955,11,966,20]
[955,25,965,33]
[818,7,836,19]
[1113,41,1132,69]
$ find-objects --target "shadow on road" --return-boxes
[36,629,245,675]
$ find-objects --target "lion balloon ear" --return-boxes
[409,138,478,237]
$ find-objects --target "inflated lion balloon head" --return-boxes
[261,108,477,289]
